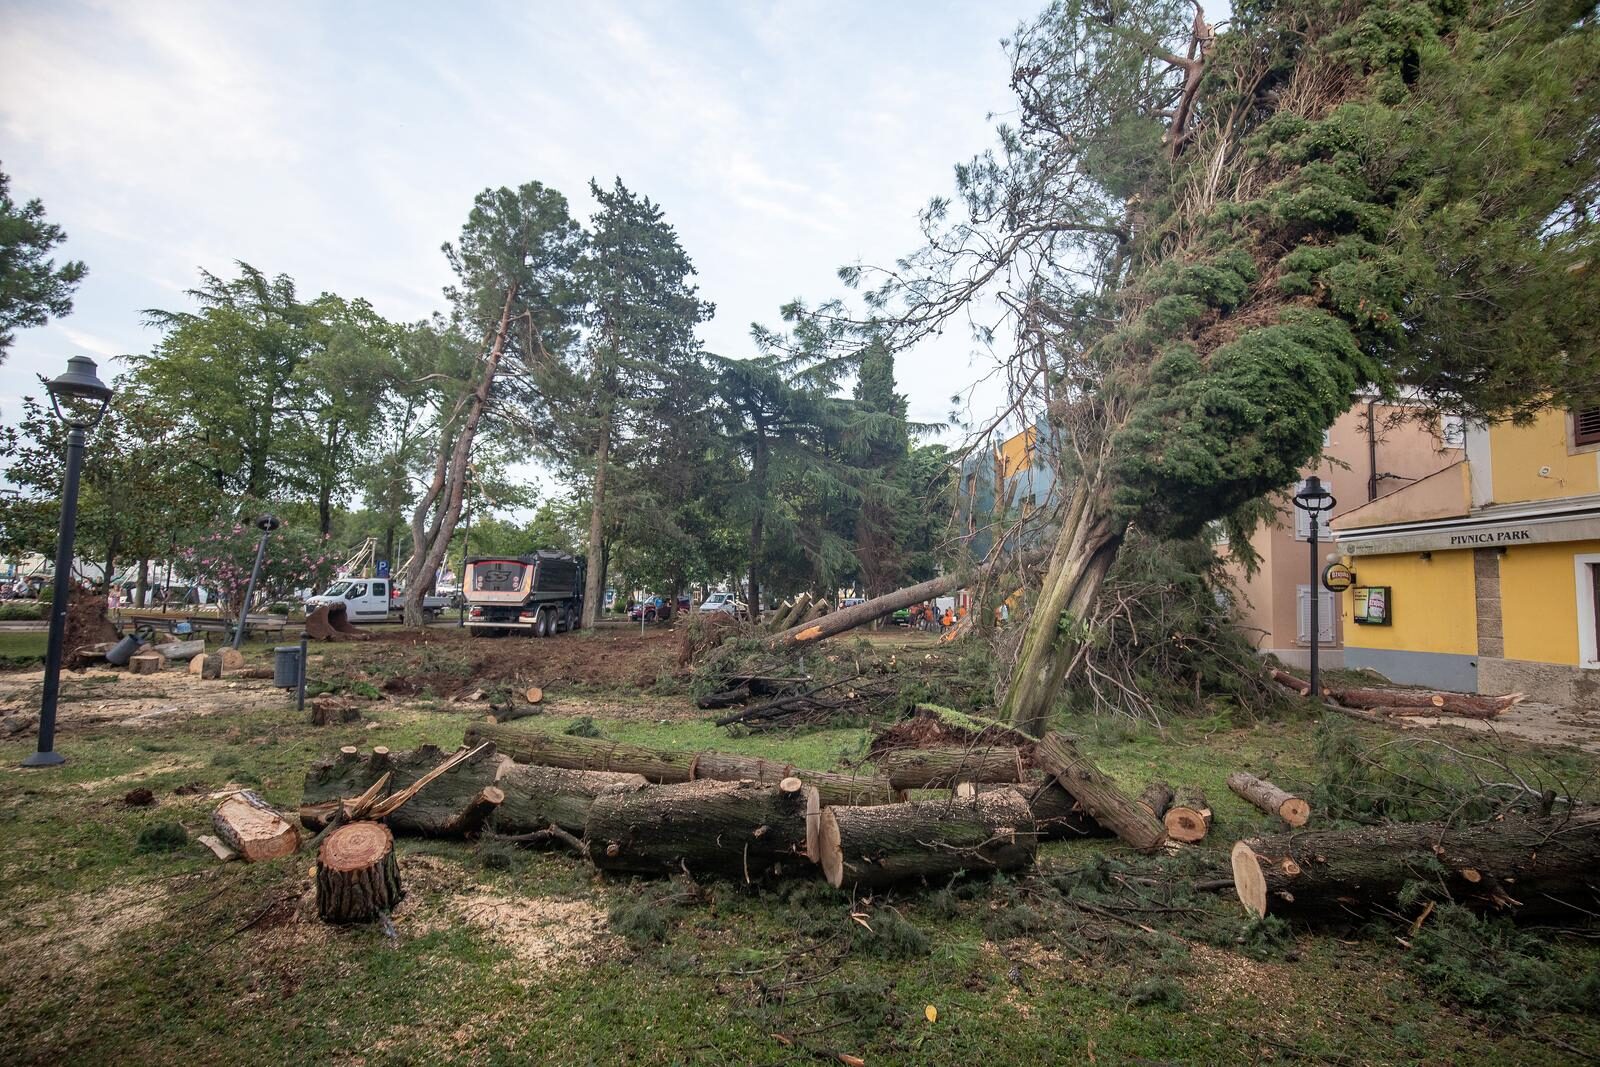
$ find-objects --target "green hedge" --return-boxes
[0,602,47,621]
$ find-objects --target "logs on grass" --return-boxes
[309,696,363,726]
[316,821,403,923]
[1231,808,1600,919]
[464,723,695,783]
[152,639,205,661]
[1022,780,1110,839]
[190,652,222,679]
[490,762,648,834]
[876,746,1026,791]
[1326,687,1522,719]
[1164,788,1213,843]
[486,703,542,724]
[1135,781,1175,821]
[212,790,300,863]
[1227,772,1309,827]
[1033,732,1166,852]
[1270,669,1311,696]
[301,743,504,837]
[689,751,900,807]
[128,653,164,675]
[817,788,1037,889]
[586,777,819,880]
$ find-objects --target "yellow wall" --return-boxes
[1489,409,1600,504]
[1340,550,1476,655]
[998,427,1036,483]
[1499,540,1600,666]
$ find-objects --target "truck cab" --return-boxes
[305,578,393,622]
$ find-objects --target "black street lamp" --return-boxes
[231,514,281,650]
[24,356,113,768]
[1292,475,1337,700]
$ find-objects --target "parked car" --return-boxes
[891,608,910,626]
[696,591,748,617]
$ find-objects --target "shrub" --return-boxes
[136,821,189,853]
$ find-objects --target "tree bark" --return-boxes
[1022,779,1110,839]
[689,751,900,807]
[1032,732,1166,852]
[490,762,648,834]
[1227,772,1310,827]
[999,483,1123,735]
[876,746,1026,791]
[1327,687,1521,718]
[581,416,611,628]
[463,723,695,783]
[586,777,818,880]
[817,788,1037,890]
[317,821,403,923]
[1135,781,1175,821]
[301,743,505,837]
[1231,808,1600,919]
[1164,788,1213,843]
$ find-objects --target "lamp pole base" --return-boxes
[21,750,66,768]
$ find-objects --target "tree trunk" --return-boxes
[817,788,1037,890]
[876,746,1026,791]
[1032,732,1166,852]
[582,420,611,628]
[1231,808,1600,919]
[316,821,403,923]
[135,558,149,609]
[301,743,505,837]
[770,573,962,649]
[1000,484,1123,735]
[1327,687,1520,718]
[490,762,648,834]
[403,284,518,627]
[1136,781,1175,821]
[689,751,900,807]
[1164,788,1213,843]
[1022,779,1110,839]
[586,777,818,880]
[212,790,300,863]
[1227,772,1310,827]
[463,723,695,783]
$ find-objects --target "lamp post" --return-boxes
[1292,475,1337,700]
[232,514,281,650]
[25,356,113,768]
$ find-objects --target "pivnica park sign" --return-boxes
[1447,528,1534,546]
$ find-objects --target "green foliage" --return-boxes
[563,716,603,739]
[608,894,677,946]
[1127,976,1187,1012]
[0,602,45,621]
[0,166,86,357]
[850,906,931,959]
[134,821,188,854]
[1405,905,1600,1024]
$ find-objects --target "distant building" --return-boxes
[957,422,1061,560]
[1225,398,1464,670]
[1332,406,1600,706]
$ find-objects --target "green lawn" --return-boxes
[0,664,1595,1065]
[0,630,47,667]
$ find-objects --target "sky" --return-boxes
[0,0,1042,456]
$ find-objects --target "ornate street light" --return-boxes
[1292,475,1337,700]
[24,356,113,768]
[232,514,281,650]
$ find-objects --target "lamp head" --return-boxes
[1293,475,1336,514]
[255,514,281,532]
[46,356,113,429]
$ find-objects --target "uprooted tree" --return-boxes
[819,0,1599,732]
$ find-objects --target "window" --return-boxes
[345,584,364,600]
[1296,585,1336,645]
[1574,408,1600,448]
[1578,555,1600,670]
[1293,479,1334,542]
[372,581,388,599]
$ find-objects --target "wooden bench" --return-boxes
[120,611,290,642]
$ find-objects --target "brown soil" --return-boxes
[64,594,119,657]
[868,705,1036,762]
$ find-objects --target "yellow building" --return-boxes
[1331,407,1600,706]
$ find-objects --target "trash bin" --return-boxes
[106,634,142,667]
[273,645,304,689]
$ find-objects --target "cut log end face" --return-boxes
[1231,841,1268,918]
[1164,807,1210,843]
[319,820,393,872]
[818,808,844,888]
[1279,798,1311,828]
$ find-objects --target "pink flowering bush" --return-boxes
[179,516,336,619]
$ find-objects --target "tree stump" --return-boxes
[817,788,1037,890]
[1164,788,1213,843]
[1226,772,1309,827]
[128,653,164,675]
[316,821,404,923]
[309,697,363,726]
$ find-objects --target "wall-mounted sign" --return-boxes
[1322,562,1354,592]
[1352,585,1391,626]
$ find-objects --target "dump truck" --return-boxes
[463,550,585,637]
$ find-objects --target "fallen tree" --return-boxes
[1327,688,1523,720]
[1033,732,1166,852]
[302,743,505,837]
[817,788,1037,890]
[1231,808,1600,920]
[464,723,696,783]
[491,763,648,835]
[586,777,818,880]
[876,745,1026,791]
[688,751,899,807]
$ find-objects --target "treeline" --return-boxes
[0,178,953,617]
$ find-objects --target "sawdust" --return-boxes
[450,889,613,973]
[1183,943,1295,1012]
[3,883,169,971]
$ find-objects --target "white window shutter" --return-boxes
[1296,586,1311,643]
[1297,585,1336,644]
[1294,483,1311,541]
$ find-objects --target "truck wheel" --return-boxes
[537,609,552,638]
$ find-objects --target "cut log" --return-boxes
[219,647,245,672]
[817,788,1038,890]
[1021,779,1110,839]
[1232,808,1600,919]
[309,696,363,726]
[586,777,818,880]
[490,760,649,834]
[464,723,695,783]
[301,742,504,837]
[689,751,900,807]
[1326,687,1521,719]
[696,684,752,710]
[212,789,300,863]
[1231,840,1267,917]
[1270,669,1311,696]
[189,652,222,679]
[316,821,403,923]
[875,746,1026,791]
[0,712,39,738]
[1227,772,1309,827]
[152,639,205,661]
[524,686,543,705]
[233,666,276,680]
[128,653,164,675]
[1033,732,1166,852]
[1135,781,1175,821]
[486,703,541,724]
[1164,788,1213,843]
